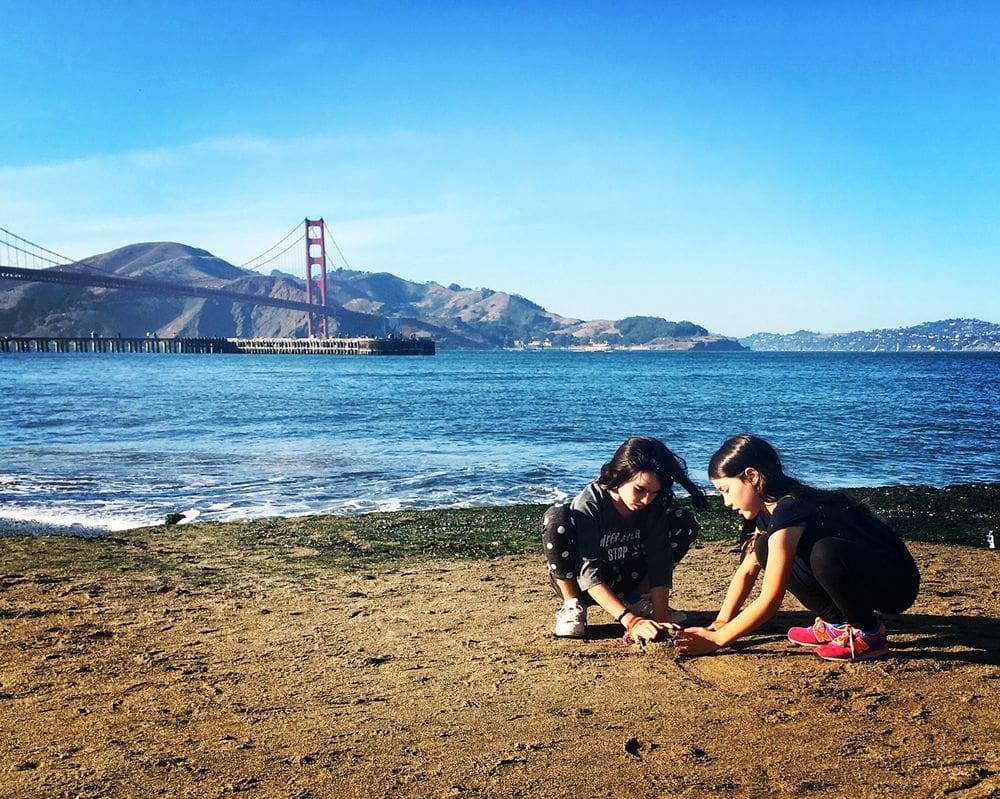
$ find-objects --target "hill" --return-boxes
[741,318,1000,352]
[0,243,743,350]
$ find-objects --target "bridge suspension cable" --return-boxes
[238,218,358,280]
[239,220,305,271]
[0,227,73,270]
[0,227,130,277]
[324,225,354,272]
[242,237,307,278]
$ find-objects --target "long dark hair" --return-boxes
[598,436,708,510]
[709,433,869,512]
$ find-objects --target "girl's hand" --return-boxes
[675,627,721,656]
[626,618,671,644]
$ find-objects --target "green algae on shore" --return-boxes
[1,484,997,591]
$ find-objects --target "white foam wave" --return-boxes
[0,478,572,537]
[0,507,142,538]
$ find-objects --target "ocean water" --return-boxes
[1,349,998,536]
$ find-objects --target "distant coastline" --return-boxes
[739,318,1000,352]
[507,335,744,352]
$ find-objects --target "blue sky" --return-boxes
[2,1,998,337]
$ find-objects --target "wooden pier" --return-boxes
[0,336,231,354]
[226,337,435,355]
[0,336,435,356]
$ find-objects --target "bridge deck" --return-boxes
[0,336,435,356]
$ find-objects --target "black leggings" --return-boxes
[785,537,921,629]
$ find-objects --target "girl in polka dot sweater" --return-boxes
[542,436,708,641]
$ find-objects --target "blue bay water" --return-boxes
[1,349,998,535]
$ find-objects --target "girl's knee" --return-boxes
[542,503,578,580]
[668,507,699,538]
[542,503,573,535]
[667,507,700,562]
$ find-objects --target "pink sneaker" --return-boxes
[787,617,841,647]
[815,623,890,662]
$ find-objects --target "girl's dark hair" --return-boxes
[599,436,708,510]
[708,433,867,511]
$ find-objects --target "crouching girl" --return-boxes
[676,434,920,662]
[542,436,708,642]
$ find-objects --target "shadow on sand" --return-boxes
[583,609,1000,666]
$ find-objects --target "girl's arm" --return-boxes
[708,551,761,629]
[677,526,803,656]
[650,584,671,623]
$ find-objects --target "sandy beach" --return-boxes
[1,500,998,798]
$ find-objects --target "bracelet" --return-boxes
[615,608,630,624]
[626,615,645,639]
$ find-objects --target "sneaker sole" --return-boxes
[816,644,890,662]
[787,633,825,648]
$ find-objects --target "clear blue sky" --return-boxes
[2,1,997,337]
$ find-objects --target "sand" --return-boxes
[1,534,998,799]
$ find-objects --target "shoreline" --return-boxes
[0,482,1000,556]
[1,484,996,590]
[2,482,998,551]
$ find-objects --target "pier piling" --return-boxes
[0,336,435,356]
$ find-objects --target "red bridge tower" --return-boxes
[304,218,328,338]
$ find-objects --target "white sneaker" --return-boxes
[554,600,587,638]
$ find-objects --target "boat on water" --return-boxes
[566,341,613,352]
[507,339,613,352]
[510,338,552,351]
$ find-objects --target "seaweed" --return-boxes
[2,484,996,589]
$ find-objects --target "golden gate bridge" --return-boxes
[0,219,361,339]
